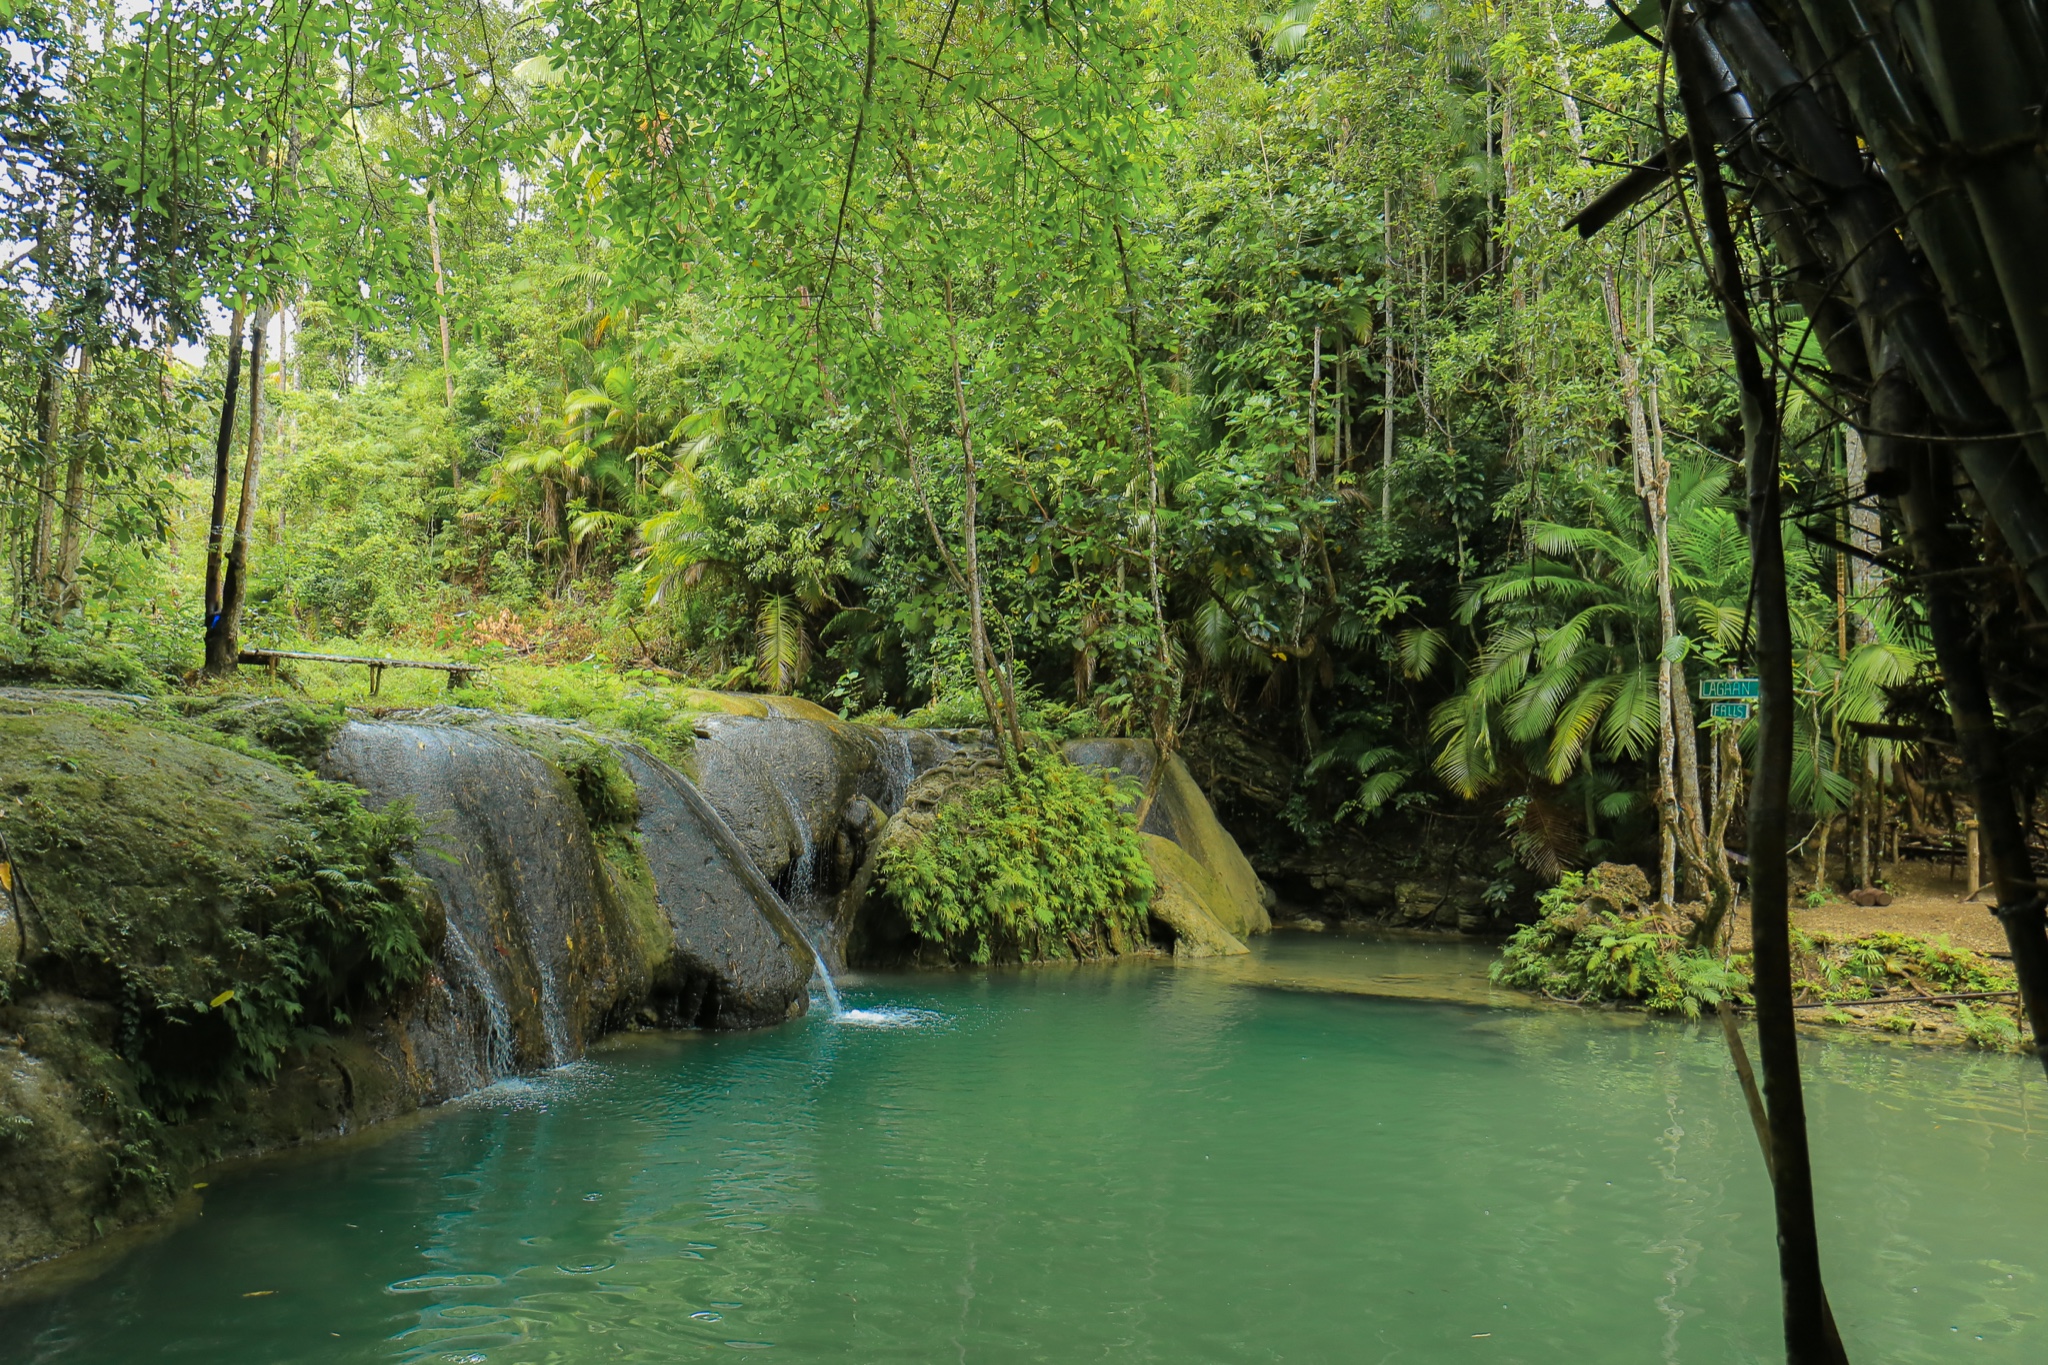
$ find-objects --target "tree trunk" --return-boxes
[203,308,248,670]
[428,196,459,489]
[1897,438,2048,1077]
[1681,29,1848,1359]
[212,304,269,676]
[47,349,93,621]
[1115,222,1183,825]
[1308,323,1322,482]
[1381,187,1396,521]
[943,279,1021,767]
[1601,257,1678,907]
[27,360,62,610]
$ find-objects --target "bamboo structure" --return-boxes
[1577,5,2048,1359]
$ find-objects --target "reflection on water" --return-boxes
[1181,926,1525,1007]
[3,937,2042,1363]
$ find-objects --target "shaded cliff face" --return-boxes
[322,718,817,1087]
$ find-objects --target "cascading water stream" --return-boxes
[764,760,842,1017]
[438,915,516,1081]
[880,728,916,813]
[806,937,844,1016]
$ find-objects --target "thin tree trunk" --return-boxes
[1692,720,1744,946]
[1683,43,1848,1361]
[1114,222,1182,825]
[213,303,269,676]
[48,349,93,621]
[1601,258,1678,906]
[1843,427,1879,642]
[27,360,61,605]
[1308,323,1322,482]
[1382,188,1395,520]
[1856,779,1872,889]
[203,307,248,667]
[428,196,458,490]
[942,279,1020,767]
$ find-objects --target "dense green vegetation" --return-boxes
[877,753,1155,964]
[3,0,1933,919]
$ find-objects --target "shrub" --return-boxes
[1492,871,1749,1018]
[1953,1002,2024,1053]
[877,753,1155,964]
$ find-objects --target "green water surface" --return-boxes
[4,936,2043,1363]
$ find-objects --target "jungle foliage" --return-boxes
[877,755,1156,965]
[0,0,1936,905]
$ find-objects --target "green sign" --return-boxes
[1700,678,1760,700]
[1708,701,1753,721]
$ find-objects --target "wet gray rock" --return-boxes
[323,721,659,1091]
[685,715,954,908]
[614,746,813,1028]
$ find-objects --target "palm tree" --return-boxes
[1411,453,1922,888]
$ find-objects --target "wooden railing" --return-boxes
[238,649,485,695]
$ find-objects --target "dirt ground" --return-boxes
[1727,856,2014,956]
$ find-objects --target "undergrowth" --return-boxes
[1495,871,2025,1048]
[1492,872,1748,1018]
[877,753,1155,964]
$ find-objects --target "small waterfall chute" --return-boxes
[439,915,517,1080]
[880,729,916,813]
[803,931,844,1017]
[759,760,847,1016]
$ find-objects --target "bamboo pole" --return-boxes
[1677,21,1847,1358]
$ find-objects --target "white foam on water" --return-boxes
[455,1062,595,1110]
[832,1006,944,1030]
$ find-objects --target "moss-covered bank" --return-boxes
[0,697,435,1273]
[1491,866,2031,1051]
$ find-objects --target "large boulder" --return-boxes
[839,748,1257,965]
[1064,739,1272,939]
[324,720,666,1082]
[0,703,439,1274]
[683,712,953,909]
[837,751,1008,967]
[613,745,814,1027]
[1141,836,1249,957]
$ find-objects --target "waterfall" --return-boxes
[761,761,845,1016]
[766,766,820,903]
[439,916,516,1080]
[880,728,916,813]
[803,931,844,1016]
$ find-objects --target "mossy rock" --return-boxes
[0,707,429,1111]
[1064,740,1271,939]
[0,995,165,1273]
[1141,836,1249,958]
[845,752,1153,966]
[674,690,840,723]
